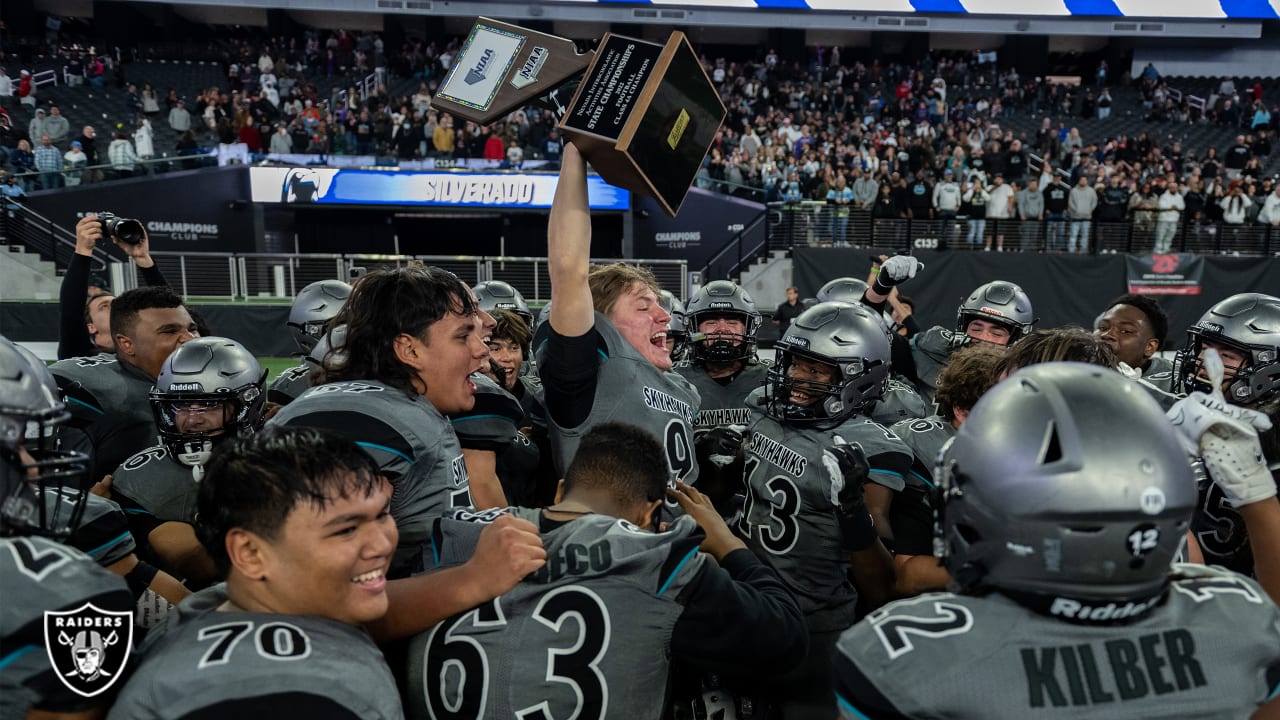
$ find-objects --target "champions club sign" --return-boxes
[249,167,630,211]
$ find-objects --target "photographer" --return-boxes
[58,214,169,360]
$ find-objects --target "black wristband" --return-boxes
[125,560,160,599]
[871,274,896,296]
[838,509,879,552]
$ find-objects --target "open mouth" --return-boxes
[650,331,668,350]
[790,389,815,405]
[351,567,387,592]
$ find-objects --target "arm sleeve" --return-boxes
[867,449,912,493]
[177,693,366,720]
[57,253,94,360]
[452,388,522,452]
[670,548,808,675]
[536,325,606,430]
[139,262,169,288]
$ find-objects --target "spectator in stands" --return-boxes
[985,172,1013,251]
[1225,135,1252,180]
[773,286,803,334]
[9,139,35,190]
[63,141,87,187]
[108,131,139,178]
[1153,179,1185,253]
[134,118,156,164]
[17,70,35,108]
[141,83,160,117]
[27,109,48,146]
[77,125,101,183]
[933,169,961,248]
[1,172,25,206]
[1067,175,1098,254]
[169,99,191,134]
[829,174,854,246]
[1015,177,1044,252]
[269,123,291,154]
[962,177,989,248]
[44,105,69,146]
[34,134,62,190]
[1043,174,1070,251]
[0,68,11,100]
[86,56,105,87]
[124,83,142,121]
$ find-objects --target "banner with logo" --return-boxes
[632,188,766,273]
[249,167,629,211]
[1125,253,1205,295]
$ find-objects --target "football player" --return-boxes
[51,286,200,481]
[0,338,134,718]
[901,280,1035,401]
[540,143,700,496]
[406,422,807,720]
[267,279,350,405]
[269,266,497,575]
[836,362,1280,719]
[109,337,267,585]
[889,344,1004,596]
[724,301,909,715]
[107,426,405,719]
[659,288,691,363]
[1094,293,1173,391]
[1173,292,1280,575]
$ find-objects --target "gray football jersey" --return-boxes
[108,584,403,720]
[909,325,954,402]
[1,536,132,720]
[50,353,159,481]
[539,313,701,489]
[887,416,955,557]
[1142,355,1176,394]
[266,362,313,405]
[889,415,955,494]
[270,379,469,568]
[111,445,199,524]
[739,389,913,629]
[870,379,931,427]
[676,361,769,431]
[45,490,137,567]
[836,564,1280,720]
[406,509,706,720]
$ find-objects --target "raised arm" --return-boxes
[548,143,595,338]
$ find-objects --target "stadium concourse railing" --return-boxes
[765,202,1280,256]
[133,252,689,304]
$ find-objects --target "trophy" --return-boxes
[431,18,727,217]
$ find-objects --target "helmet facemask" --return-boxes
[150,381,266,470]
[1174,327,1280,406]
[1,410,91,541]
[690,311,759,364]
[765,346,888,429]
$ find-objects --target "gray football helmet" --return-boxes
[472,281,534,327]
[815,277,869,305]
[936,362,1195,607]
[686,281,762,363]
[288,280,351,355]
[0,338,90,540]
[765,302,891,428]
[149,337,267,468]
[658,290,690,363]
[1174,293,1280,405]
[953,280,1035,348]
[306,324,349,372]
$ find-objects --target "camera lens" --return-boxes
[104,216,145,245]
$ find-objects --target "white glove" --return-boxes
[1116,361,1142,380]
[1166,391,1275,507]
[878,255,925,286]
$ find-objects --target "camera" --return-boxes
[97,212,145,245]
[348,266,367,281]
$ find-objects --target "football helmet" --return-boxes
[953,280,1035,348]
[935,362,1195,605]
[0,338,90,540]
[658,290,690,363]
[765,302,891,428]
[686,281,761,363]
[815,277,869,305]
[1173,293,1280,406]
[306,324,348,371]
[149,337,267,469]
[472,281,534,327]
[287,280,351,355]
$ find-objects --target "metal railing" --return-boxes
[137,252,688,303]
[0,200,110,271]
[765,203,1280,256]
[699,209,770,282]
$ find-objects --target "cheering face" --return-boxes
[415,307,491,415]
[1197,340,1249,395]
[965,318,1012,347]
[86,295,115,351]
[120,307,199,380]
[1095,304,1158,369]
[172,400,230,435]
[487,338,524,392]
[255,473,397,626]
[785,356,839,407]
[609,284,673,372]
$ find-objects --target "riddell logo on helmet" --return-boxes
[784,336,809,349]
[709,302,733,309]
[169,382,202,391]
[978,306,1007,318]
[1049,595,1160,622]
[1196,321,1224,334]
